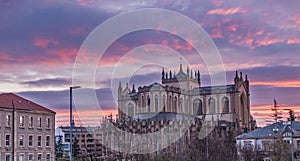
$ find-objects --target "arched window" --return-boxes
[141,95,144,108]
[240,94,245,124]
[163,95,166,112]
[208,98,215,114]
[155,95,158,112]
[180,98,183,113]
[222,97,229,113]
[193,99,203,115]
[127,103,134,117]
[168,95,172,112]
[174,96,177,113]
[147,95,151,112]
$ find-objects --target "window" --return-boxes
[262,141,270,151]
[19,154,24,161]
[5,134,10,146]
[193,99,203,115]
[162,95,166,112]
[6,114,11,127]
[38,117,42,128]
[46,118,50,128]
[5,154,10,161]
[46,154,50,161]
[180,98,183,112]
[168,95,172,112]
[174,96,177,112]
[155,95,158,112]
[297,140,300,150]
[244,141,252,148]
[37,154,42,160]
[46,136,50,146]
[19,135,24,146]
[222,97,229,113]
[147,95,151,112]
[28,154,33,161]
[28,135,33,146]
[29,116,33,128]
[38,136,42,146]
[208,98,215,114]
[127,103,134,117]
[19,116,25,127]
[141,95,144,108]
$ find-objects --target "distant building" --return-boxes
[118,64,255,132]
[0,93,56,161]
[55,126,103,158]
[236,121,300,160]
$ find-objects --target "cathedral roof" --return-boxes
[149,82,165,88]
[132,112,195,121]
[192,84,236,94]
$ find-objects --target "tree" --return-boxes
[73,137,80,159]
[271,138,291,161]
[55,135,64,159]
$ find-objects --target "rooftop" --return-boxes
[0,93,55,113]
[236,121,300,139]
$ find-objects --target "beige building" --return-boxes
[0,93,56,161]
[118,64,254,132]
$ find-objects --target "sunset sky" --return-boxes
[1,0,300,127]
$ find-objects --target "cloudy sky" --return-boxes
[1,0,300,127]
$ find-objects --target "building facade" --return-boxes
[55,126,103,159]
[236,121,300,161]
[0,93,56,161]
[118,64,254,131]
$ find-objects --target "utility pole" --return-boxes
[70,86,81,161]
[271,99,282,123]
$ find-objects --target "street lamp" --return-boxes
[70,86,81,161]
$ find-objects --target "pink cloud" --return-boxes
[0,53,13,61]
[207,8,247,16]
[287,38,300,44]
[68,26,90,36]
[33,37,59,48]
[226,24,238,32]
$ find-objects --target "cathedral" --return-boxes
[117,64,254,131]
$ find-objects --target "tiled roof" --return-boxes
[0,93,55,113]
[236,121,300,139]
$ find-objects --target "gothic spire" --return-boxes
[132,84,136,93]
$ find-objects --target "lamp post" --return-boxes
[70,86,81,161]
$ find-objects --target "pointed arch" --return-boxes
[180,98,183,113]
[222,97,229,113]
[155,95,158,112]
[174,96,177,113]
[147,95,151,112]
[240,94,245,124]
[193,99,203,115]
[162,95,166,112]
[208,98,215,114]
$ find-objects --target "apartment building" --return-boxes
[0,93,56,161]
[55,125,103,158]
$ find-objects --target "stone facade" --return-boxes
[0,93,56,161]
[118,64,254,132]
